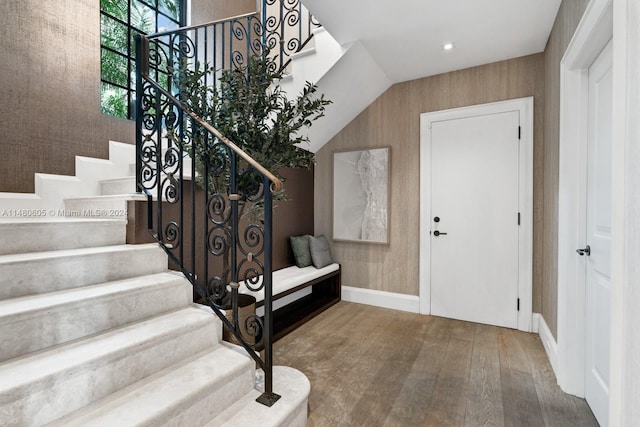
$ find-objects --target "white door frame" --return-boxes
[419,97,534,332]
[557,0,613,397]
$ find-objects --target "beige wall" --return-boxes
[0,0,135,193]
[0,0,256,194]
[315,54,545,305]
[190,0,255,25]
[542,0,590,338]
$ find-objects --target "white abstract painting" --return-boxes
[333,147,389,243]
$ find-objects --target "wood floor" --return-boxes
[273,302,598,427]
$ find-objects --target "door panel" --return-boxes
[430,111,519,329]
[584,39,613,427]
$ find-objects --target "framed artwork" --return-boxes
[333,147,390,244]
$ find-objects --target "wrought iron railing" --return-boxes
[134,1,320,408]
[262,0,321,71]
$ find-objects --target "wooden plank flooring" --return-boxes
[273,302,598,427]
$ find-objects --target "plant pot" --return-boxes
[222,294,257,346]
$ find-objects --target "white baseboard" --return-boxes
[341,286,420,313]
[534,312,559,377]
[531,312,540,333]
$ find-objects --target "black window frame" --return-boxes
[100,0,186,119]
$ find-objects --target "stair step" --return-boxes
[107,141,136,171]
[0,244,167,300]
[64,194,146,218]
[48,346,254,426]
[0,307,222,426]
[206,366,310,427]
[34,173,93,201]
[74,156,122,194]
[0,218,126,255]
[0,272,191,362]
[100,176,136,196]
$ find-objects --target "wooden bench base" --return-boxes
[267,267,341,342]
[198,265,342,347]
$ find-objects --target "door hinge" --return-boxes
[518,212,521,225]
[517,298,520,311]
[518,126,521,140]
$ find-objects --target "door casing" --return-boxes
[583,39,613,426]
[419,97,534,332]
[557,0,613,398]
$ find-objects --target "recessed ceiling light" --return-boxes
[443,42,455,51]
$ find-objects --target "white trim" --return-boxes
[419,97,534,332]
[536,313,559,378]
[341,286,420,313]
[609,0,631,424]
[557,0,612,398]
[531,312,540,333]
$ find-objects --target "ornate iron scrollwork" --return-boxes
[135,0,319,406]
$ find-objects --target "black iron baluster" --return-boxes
[221,21,226,71]
[230,150,239,341]
[213,23,218,81]
[298,1,302,50]
[155,61,163,243]
[204,27,208,90]
[135,35,144,196]
[246,16,251,70]
[256,176,280,406]
[278,0,284,70]
[186,107,195,284]
[203,131,210,304]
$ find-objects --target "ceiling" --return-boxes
[303,0,562,83]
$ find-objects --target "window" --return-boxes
[100,0,185,119]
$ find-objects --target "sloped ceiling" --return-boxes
[303,0,562,83]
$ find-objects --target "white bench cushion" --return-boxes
[238,263,340,303]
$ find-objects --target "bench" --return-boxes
[238,263,341,341]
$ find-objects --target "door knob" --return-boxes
[433,230,447,237]
[576,245,591,256]
[434,216,440,223]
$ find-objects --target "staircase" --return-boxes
[0,141,142,214]
[0,149,309,426]
[0,2,337,424]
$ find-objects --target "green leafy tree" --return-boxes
[171,53,331,212]
[167,53,330,305]
[100,0,179,118]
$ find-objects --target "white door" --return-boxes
[430,111,520,328]
[583,39,613,427]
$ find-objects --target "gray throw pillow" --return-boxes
[309,235,333,268]
[290,235,312,268]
